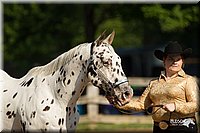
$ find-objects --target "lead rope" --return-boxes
[117,105,164,115]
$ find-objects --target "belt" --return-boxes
[154,117,196,130]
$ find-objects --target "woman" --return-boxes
[108,41,199,133]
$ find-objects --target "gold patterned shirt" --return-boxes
[118,69,199,122]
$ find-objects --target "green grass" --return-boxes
[76,123,153,132]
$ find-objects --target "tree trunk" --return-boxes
[84,4,95,42]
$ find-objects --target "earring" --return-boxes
[182,64,185,68]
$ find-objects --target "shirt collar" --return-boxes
[177,69,186,77]
[159,69,186,81]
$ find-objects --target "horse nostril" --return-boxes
[122,91,131,100]
[124,91,130,97]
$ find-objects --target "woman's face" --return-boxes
[164,54,183,74]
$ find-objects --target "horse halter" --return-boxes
[89,42,128,94]
[90,61,129,93]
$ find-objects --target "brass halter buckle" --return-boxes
[159,121,168,130]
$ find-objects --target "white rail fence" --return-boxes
[77,77,200,124]
[77,77,153,124]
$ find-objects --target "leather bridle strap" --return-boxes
[93,64,128,92]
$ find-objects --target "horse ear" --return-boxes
[104,30,115,45]
[95,30,107,44]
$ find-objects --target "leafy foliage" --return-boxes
[3,4,199,77]
[142,4,199,31]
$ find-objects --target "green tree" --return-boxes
[142,4,199,32]
[3,4,199,77]
[141,4,199,48]
[4,4,85,77]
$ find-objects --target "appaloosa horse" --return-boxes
[0,31,133,132]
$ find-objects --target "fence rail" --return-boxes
[77,77,200,124]
[77,77,153,124]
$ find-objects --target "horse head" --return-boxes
[87,31,133,106]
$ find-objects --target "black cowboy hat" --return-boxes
[154,41,192,61]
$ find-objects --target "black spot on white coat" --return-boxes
[58,119,61,125]
[79,55,83,60]
[20,78,34,87]
[6,111,11,116]
[71,71,74,76]
[73,107,76,113]
[72,91,76,96]
[6,111,16,119]
[57,89,61,93]
[13,92,18,99]
[26,78,34,87]
[52,71,55,76]
[41,100,44,104]
[63,78,66,86]
[43,106,50,111]
[59,66,64,72]
[66,107,69,112]
[3,90,8,92]
[7,103,11,108]
[51,99,54,104]
[28,96,32,102]
[67,79,71,85]
[30,111,36,118]
[42,78,45,82]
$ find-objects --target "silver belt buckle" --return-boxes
[159,121,168,130]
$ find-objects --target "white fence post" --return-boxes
[78,77,200,124]
[86,83,99,121]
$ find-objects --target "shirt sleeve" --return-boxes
[174,76,199,115]
[115,81,153,111]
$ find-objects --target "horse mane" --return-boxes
[25,43,89,77]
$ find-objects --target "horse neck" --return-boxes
[48,43,92,106]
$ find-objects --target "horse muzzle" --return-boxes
[106,85,133,106]
[117,87,133,106]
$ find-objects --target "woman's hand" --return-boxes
[163,103,175,112]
